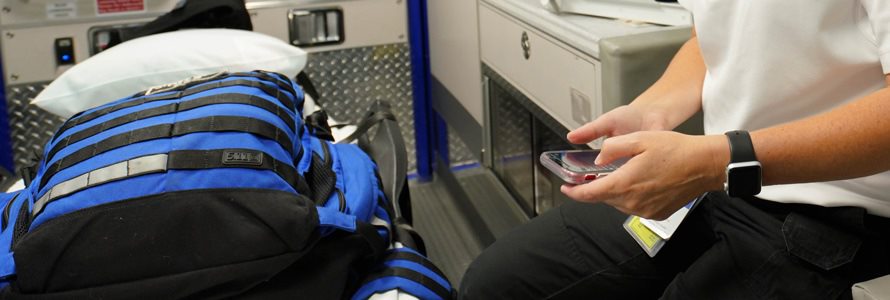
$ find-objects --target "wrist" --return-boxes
[704,135,730,191]
[723,130,763,197]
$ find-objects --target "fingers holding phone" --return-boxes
[556,131,727,220]
[540,149,629,184]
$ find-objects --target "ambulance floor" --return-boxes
[409,165,528,289]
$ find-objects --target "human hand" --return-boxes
[566,105,672,144]
[561,131,728,220]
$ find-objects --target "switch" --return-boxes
[55,37,75,65]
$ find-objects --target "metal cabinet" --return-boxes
[477,0,695,217]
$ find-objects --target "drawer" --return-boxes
[479,3,600,131]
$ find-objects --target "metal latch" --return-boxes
[289,8,344,47]
[521,31,531,60]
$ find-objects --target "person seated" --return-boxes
[460,1,890,298]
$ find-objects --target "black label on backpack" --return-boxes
[222,150,264,166]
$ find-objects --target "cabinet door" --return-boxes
[479,3,601,132]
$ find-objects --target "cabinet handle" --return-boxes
[521,31,531,60]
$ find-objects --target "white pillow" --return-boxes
[33,28,307,118]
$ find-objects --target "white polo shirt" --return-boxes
[677,0,890,217]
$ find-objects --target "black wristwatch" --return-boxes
[724,130,762,197]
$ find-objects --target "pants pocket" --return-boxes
[782,212,861,271]
[746,212,862,300]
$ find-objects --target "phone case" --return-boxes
[539,151,611,184]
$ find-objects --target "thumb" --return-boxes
[595,134,643,165]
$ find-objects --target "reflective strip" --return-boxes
[40,116,293,190]
[32,148,301,218]
[32,154,168,216]
[129,154,169,176]
[87,161,127,185]
[51,173,89,199]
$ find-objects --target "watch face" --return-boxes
[727,164,762,197]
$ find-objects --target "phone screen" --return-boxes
[545,150,627,173]
[540,150,629,184]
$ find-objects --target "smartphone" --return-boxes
[540,149,628,184]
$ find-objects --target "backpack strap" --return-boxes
[53,72,297,143]
[295,72,321,105]
[305,141,337,205]
[336,110,396,146]
[352,247,454,300]
[34,148,301,217]
[45,92,297,164]
[120,0,252,43]
[305,110,335,142]
[315,206,387,261]
[40,116,295,190]
[0,191,27,283]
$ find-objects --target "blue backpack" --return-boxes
[0,71,452,299]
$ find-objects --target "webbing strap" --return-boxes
[40,116,293,190]
[306,142,336,206]
[32,149,299,217]
[166,149,299,184]
[361,267,452,300]
[383,251,448,280]
[53,72,296,143]
[336,110,396,145]
[46,93,296,163]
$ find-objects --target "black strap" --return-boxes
[40,116,293,190]
[295,72,321,103]
[725,130,758,163]
[46,93,297,163]
[167,149,299,187]
[120,0,252,45]
[383,251,449,281]
[306,142,336,205]
[356,221,388,262]
[17,151,40,187]
[336,110,397,145]
[305,110,335,141]
[361,267,452,300]
[53,72,297,143]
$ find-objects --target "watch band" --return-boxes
[725,130,757,163]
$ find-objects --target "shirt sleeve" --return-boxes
[861,0,890,73]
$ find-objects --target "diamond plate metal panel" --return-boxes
[5,82,64,171]
[447,126,476,166]
[304,43,475,171]
[3,43,476,174]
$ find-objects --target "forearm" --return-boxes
[628,34,706,130]
[748,85,890,186]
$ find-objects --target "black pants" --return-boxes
[459,192,890,299]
